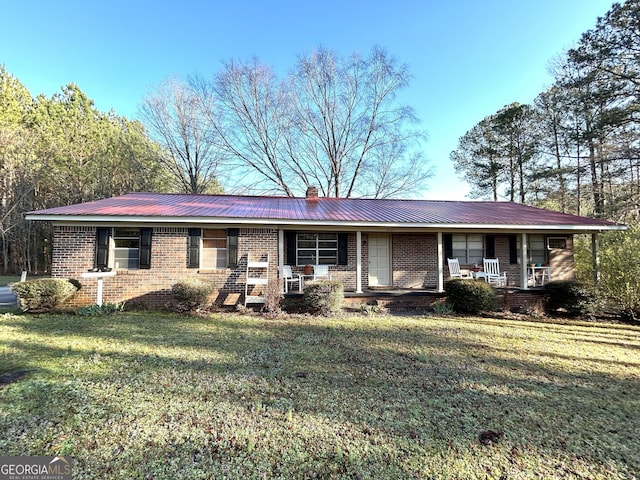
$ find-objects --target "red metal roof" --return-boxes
[25,192,622,230]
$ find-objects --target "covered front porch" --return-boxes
[276,229,603,294]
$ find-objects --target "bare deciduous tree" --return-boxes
[139,77,224,194]
[290,46,430,198]
[197,47,431,198]
[205,59,296,195]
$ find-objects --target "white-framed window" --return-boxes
[202,228,227,269]
[451,234,484,265]
[529,235,546,264]
[113,228,140,269]
[516,234,548,264]
[547,237,567,250]
[296,233,338,265]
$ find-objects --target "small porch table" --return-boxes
[527,266,551,287]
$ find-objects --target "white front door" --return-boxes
[368,235,391,286]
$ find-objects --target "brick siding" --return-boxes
[51,226,575,308]
[52,226,279,308]
[392,233,438,288]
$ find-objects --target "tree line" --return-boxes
[451,0,640,222]
[0,69,168,273]
[0,47,429,273]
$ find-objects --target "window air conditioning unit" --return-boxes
[547,237,567,250]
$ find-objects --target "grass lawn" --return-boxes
[0,274,47,286]
[0,275,21,286]
[0,311,638,479]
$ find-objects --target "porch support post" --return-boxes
[278,229,284,293]
[437,232,444,292]
[356,231,363,293]
[592,233,600,285]
[520,233,529,289]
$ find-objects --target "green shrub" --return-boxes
[171,278,216,311]
[544,280,596,316]
[444,279,498,314]
[303,280,344,316]
[594,222,640,321]
[11,278,79,313]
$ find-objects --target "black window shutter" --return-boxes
[285,231,296,265]
[509,234,518,264]
[443,234,453,260]
[187,228,201,268]
[95,228,111,269]
[139,228,152,269]
[486,235,496,259]
[227,228,239,268]
[338,233,348,265]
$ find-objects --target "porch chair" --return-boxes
[312,265,332,281]
[482,258,507,287]
[279,265,301,293]
[447,258,472,279]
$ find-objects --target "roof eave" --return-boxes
[24,214,625,232]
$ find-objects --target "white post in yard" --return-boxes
[96,277,104,306]
[81,271,117,306]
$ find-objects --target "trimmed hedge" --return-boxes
[544,280,596,316]
[303,280,344,316]
[171,278,216,311]
[444,279,498,314]
[11,278,79,313]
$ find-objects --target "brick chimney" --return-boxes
[306,186,318,199]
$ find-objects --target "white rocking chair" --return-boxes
[483,258,507,287]
[447,258,472,279]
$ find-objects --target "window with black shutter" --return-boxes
[285,232,296,265]
[95,228,111,269]
[139,228,152,269]
[296,233,338,265]
[188,228,238,269]
[485,235,496,259]
[338,233,348,265]
[96,227,151,270]
[509,235,518,264]
[187,228,201,268]
[227,228,239,268]
[444,234,452,260]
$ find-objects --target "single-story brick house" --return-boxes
[25,188,624,308]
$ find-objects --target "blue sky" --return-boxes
[1,0,614,199]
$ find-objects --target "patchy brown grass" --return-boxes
[1,311,638,479]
